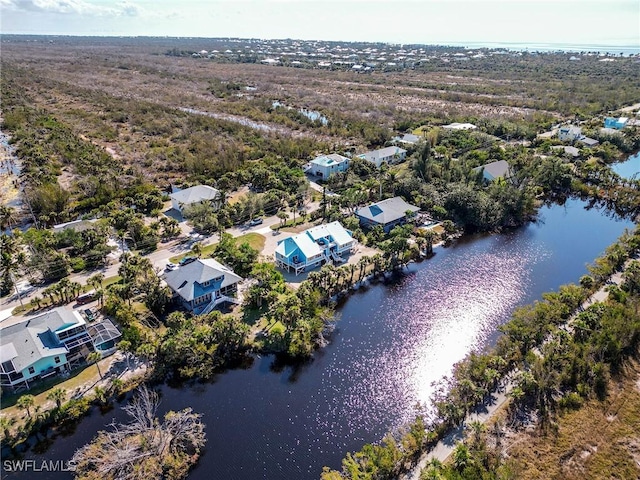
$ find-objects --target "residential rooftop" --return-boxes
[164,258,242,302]
[356,196,420,225]
[170,185,220,205]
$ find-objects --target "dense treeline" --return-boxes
[1,66,325,224]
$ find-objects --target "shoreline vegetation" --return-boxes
[1,36,640,477]
[320,225,640,479]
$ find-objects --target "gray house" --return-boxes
[170,185,221,215]
[356,196,420,233]
[472,160,512,182]
[164,258,242,314]
[0,308,120,391]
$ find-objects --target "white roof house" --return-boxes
[305,222,354,249]
[309,153,350,179]
[443,122,477,130]
[275,221,356,275]
[558,125,582,142]
[52,219,98,234]
[392,133,421,145]
[358,146,407,168]
[551,145,580,158]
[170,185,220,215]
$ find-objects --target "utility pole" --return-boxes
[322,186,327,221]
[9,270,24,308]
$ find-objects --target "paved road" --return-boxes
[0,202,321,318]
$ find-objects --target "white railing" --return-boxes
[200,295,240,315]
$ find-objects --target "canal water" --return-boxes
[612,151,639,179]
[0,127,22,209]
[2,197,636,480]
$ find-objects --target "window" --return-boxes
[28,366,35,374]
[1,360,15,373]
[54,356,61,364]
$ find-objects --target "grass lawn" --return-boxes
[169,233,266,263]
[1,356,111,415]
[412,125,431,136]
[270,217,308,231]
[102,275,122,288]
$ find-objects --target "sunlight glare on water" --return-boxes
[328,236,549,432]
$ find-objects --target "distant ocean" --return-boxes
[456,41,640,56]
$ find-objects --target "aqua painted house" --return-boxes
[0,308,94,391]
[309,154,350,179]
[604,117,629,130]
[275,221,356,275]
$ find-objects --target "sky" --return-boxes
[2,0,639,48]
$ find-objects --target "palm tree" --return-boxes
[0,206,18,232]
[452,443,470,472]
[87,351,104,379]
[87,273,105,306]
[118,340,133,370]
[423,229,435,255]
[191,241,203,258]
[356,256,369,283]
[136,342,157,365]
[46,388,66,409]
[110,378,124,396]
[16,394,35,419]
[57,277,71,303]
[422,458,444,480]
[93,386,108,405]
[69,281,82,300]
[42,285,56,306]
[276,211,288,228]
[467,420,486,446]
[347,263,357,287]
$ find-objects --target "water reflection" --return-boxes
[3,199,634,480]
[612,152,639,179]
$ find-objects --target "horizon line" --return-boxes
[3,33,639,52]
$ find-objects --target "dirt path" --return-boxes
[401,258,635,479]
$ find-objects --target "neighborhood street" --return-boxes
[0,200,322,320]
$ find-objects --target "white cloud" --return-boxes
[5,0,145,16]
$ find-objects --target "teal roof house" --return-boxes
[309,154,350,179]
[604,117,629,130]
[275,221,356,275]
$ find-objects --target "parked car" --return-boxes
[84,309,96,322]
[15,281,35,296]
[165,262,179,271]
[178,256,197,266]
[76,290,97,304]
[248,217,263,226]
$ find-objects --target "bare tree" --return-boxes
[72,386,206,480]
